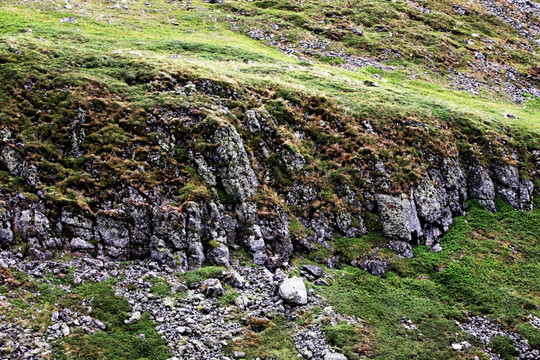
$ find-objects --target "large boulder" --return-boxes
[278,276,307,305]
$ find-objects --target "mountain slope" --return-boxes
[0,0,539,359]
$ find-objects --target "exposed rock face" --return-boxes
[0,111,536,270]
[372,154,535,257]
[0,146,39,186]
[210,124,259,202]
[468,160,496,212]
[0,205,13,244]
[376,193,422,243]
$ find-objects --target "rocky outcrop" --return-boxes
[210,124,259,202]
[0,107,536,270]
[374,156,535,256]
[491,163,534,211]
[0,146,39,187]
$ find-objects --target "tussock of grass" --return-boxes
[177,265,226,287]
[224,316,297,360]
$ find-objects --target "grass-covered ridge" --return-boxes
[1,1,538,212]
[0,3,539,358]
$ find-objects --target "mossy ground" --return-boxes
[315,198,540,359]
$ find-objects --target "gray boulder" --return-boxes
[202,278,224,298]
[278,276,307,305]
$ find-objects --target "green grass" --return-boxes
[317,198,540,359]
[55,280,171,360]
[149,277,172,296]
[324,322,367,360]
[176,266,227,287]
[489,335,518,360]
[224,316,297,360]
[56,312,170,360]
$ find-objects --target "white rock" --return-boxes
[278,276,307,305]
[324,353,347,360]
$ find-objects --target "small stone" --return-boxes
[314,278,330,286]
[202,278,224,298]
[94,320,106,330]
[60,17,77,23]
[233,351,246,359]
[429,243,442,253]
[61,323,70,337]
[228,270,246,289]
[302,265,324,278]
[124,311,141,325]
[364,80,380,87]
[51,311,59,323]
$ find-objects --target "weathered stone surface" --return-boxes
[0,206,13,244]
[376,194,421,243]
[0,146,24,177]
[414,180,442,224]
[61,210,95,241]
[519,179,534,211]
[286,182,317,206]
[388,240,414,258]
[492,163,521,208]
[70,238,95,251]
[279,276,307,305]
[359,259,389,277]
[467,161,496,211]
[324,353,347,360]
[96,211,130,259]
[441,157,468,216]
[202,278,224,298]
[302,265,324,278]
[211,124,259,202]
[335,209,366,238]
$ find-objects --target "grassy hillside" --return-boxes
[0,1,539,359]
[0,0,539,208]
